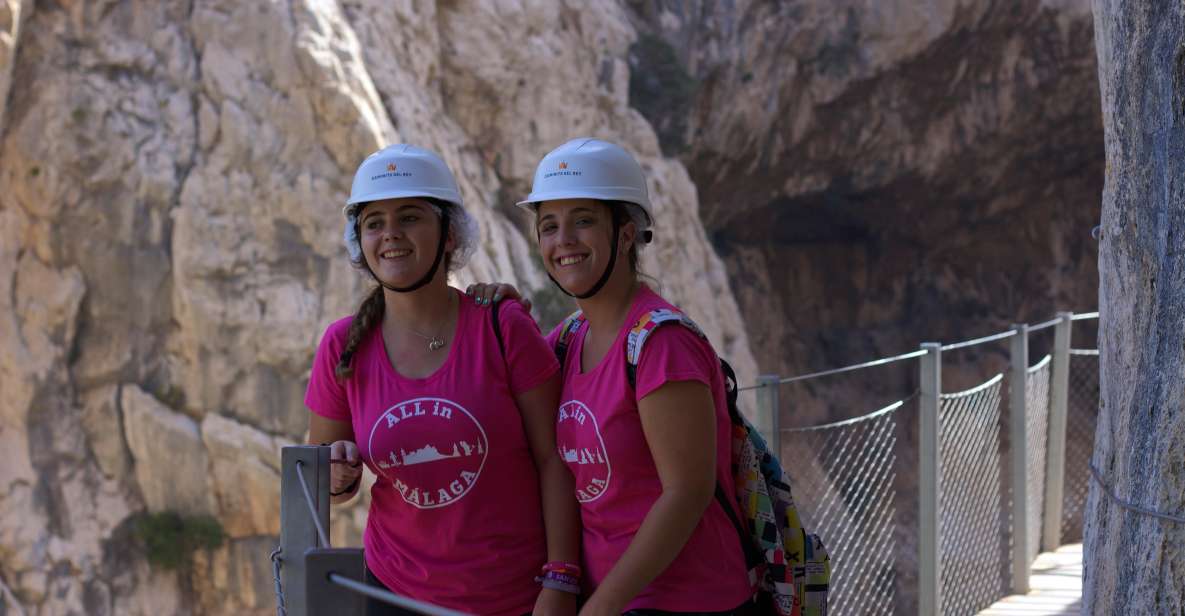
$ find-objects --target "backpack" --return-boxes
[553,309,831,616]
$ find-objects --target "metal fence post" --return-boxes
[1041,312,1073,551]
[281,445,331,616]
[306,548,367,616]
[1009,324,1031,594]
[754,375,781,446]
[918,343,941,616]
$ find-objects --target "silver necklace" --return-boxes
[397,293,452,351]
[407,327,446,351]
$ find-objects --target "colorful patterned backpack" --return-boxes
[554,308,831,616]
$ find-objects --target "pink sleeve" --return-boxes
[499,300,561,395]
[304,321,351,422]
[634,324,719,401]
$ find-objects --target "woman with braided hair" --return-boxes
[305,145,580,616]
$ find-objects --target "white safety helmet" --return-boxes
[519,139,657,299]
[342,144,477,273]
[345,144,463,215]
[516,138,654,228]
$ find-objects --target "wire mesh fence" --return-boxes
[937,374,1010,616]
[1062,351,1099,543]
[1024,355,1052,564]
[781,398,909,616]
[755,314,1096,615]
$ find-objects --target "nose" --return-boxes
[380,222,403,241]
[557,221,578,245]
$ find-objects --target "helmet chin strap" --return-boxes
[364,209,450,293]
[546,215,620,300]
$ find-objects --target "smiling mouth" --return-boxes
[557,254,587,267]
[380,249,412,259]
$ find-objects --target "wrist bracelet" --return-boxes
[330,475,361,497]
[542,561,583,577]
[539,577,581,595]
[542,572,580,586]
[535,569,582,595]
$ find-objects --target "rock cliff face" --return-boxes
[0,1,754,614]
[1085,0,1184,612]
[628,0,1102,424]
[0,1,1103,614]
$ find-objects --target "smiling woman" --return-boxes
[303,144,581,616]
[511,139,757,616]
[358,199,455,293]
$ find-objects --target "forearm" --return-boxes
[538,454,581,562]
[587,487,712,612]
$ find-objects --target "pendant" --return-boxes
[428,337,445,351]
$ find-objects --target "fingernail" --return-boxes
[493,294,502,302]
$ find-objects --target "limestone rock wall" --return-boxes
[0,1,755,614]
[628,0,1102,426]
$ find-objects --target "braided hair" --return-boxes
[334,285,385,381]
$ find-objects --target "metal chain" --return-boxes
[270,547,287,616]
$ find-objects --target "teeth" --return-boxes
[558,255,585,266]
[381,249,411,259]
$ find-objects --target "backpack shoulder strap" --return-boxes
[624,308,707,388]
[553,310,586,369]
[490,299,506,359]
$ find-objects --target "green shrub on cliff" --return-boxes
[133,511,225,570]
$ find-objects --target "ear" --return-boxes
[444,219,457,253]
[618,218,637,255]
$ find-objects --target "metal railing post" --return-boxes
[281,445,332,616]
[306,548,367,616]
[1009,324,1031,594]
[918,343,941,616]
[1041,312,1073,551]
[754,375,781,447]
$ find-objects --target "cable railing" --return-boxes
[742,311,1099,616]
[273,446,468,616]
[272,311,1101,616]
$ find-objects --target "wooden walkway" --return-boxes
[976,544,1083,615]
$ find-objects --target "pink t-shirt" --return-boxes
[547,285,753,612]
[306,290,559,616]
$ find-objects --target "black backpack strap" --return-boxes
[490,299,506,358]
[719,358,744,426]
[715,484,764,570]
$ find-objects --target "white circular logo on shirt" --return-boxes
[367,397,488,509]
[557,399,611,503]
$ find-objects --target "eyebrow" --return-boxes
[362,203,429,222]
[538,207,598,224]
